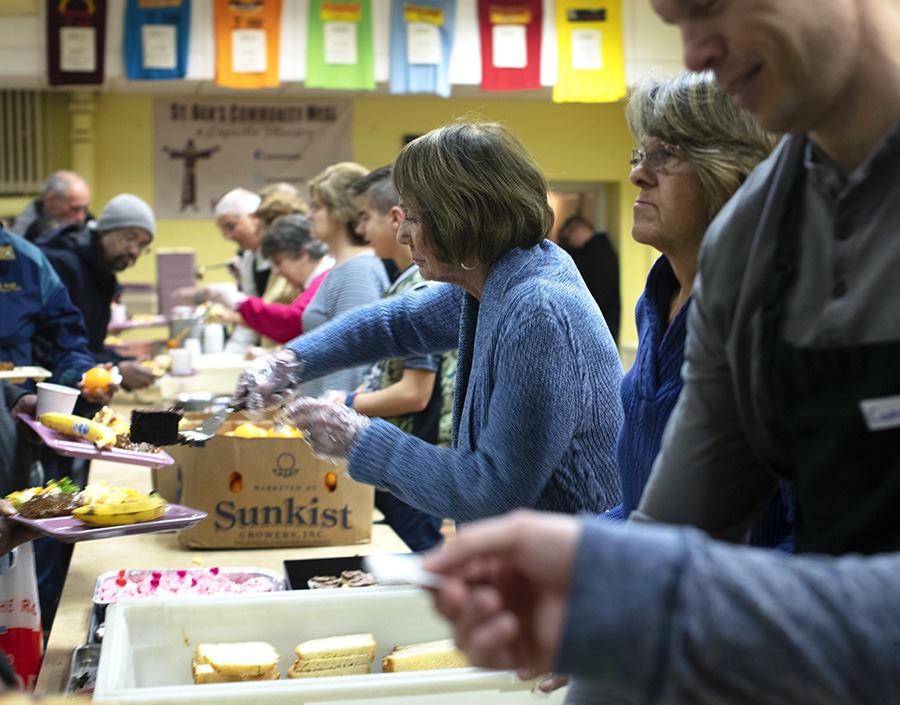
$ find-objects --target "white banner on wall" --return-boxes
[153,98,353,220]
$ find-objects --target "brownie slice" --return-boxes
[129,408,184,445]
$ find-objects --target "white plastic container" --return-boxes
[94,588,567,705]
[203,323,225,355]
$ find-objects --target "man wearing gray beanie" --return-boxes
[29,192,158,636]
[37,193,157,391]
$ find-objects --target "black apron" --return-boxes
[763,142,900,555]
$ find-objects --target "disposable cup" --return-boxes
[110,303,128,324]
[203,323,225,355]
[169,348,194,376]
[183,338,202,358]
[36,382,81,417]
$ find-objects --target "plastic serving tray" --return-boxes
[19,414,175,468]
[284,555,379,590]
[94,589,567,705]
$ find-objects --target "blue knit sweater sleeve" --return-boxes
[559,519,900,704]
[349,280,621,521]
[287,283,461,381]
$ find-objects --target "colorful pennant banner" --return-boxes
[553,0,625,103]
[306,0,376,91]
[389,0,456,97]
[478,0,542,92]
[47,0,107,86]
[125,0,191,80]
[212,0,282,89]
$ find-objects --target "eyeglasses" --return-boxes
[120,228,153,255]
[630,142,683,171]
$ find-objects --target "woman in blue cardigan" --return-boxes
[608,72,792,546]
[235,121,623,524]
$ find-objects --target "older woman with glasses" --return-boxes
[608,72,789,543]
[234,121,624,525]
[533,69,789,705]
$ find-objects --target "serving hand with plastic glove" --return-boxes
[233,348,306,413]
[277,395,372,464]
[200,282,248,311]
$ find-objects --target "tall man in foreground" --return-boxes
[426,1,900,702]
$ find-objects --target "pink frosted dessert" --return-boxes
[95,567,280,603]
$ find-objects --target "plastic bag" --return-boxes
[0,543,43,690]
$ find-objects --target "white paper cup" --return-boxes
[203,323,225,355]
[169,348,194,376]
[183,338,202,358]
[110,303,128,324]
[36,382,81,417]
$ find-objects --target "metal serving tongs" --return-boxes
[179,398,248,445]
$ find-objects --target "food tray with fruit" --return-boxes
[6,479,207,543]
[19,413,174,468]
[7,503,207,543]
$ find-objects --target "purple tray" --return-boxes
[107,315,167,334]
[20,414,174,468]
[7,503,207,543]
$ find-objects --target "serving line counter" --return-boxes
[34,459,409,695]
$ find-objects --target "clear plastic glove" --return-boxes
[233,348,305,413]
[319,389,348,405]
[277,395,371,464]
[172,285,201,305]
[201,282,248,310]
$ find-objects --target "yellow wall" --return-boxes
[2,92,659,350]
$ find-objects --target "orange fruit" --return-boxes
[230,422,268,439]
[82,367,113,395]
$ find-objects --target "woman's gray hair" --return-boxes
[260,214,328,261]
[308,162,369,246]
[392,121,553,266]
[625,71,777,221]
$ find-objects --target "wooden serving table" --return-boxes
[34,459,409,695]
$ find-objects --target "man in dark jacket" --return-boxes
[557,215,620,344]
[10,170,91,243]
[0,225,102,636]
[39,194,158,392]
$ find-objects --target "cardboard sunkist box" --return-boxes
[152,419,374,549]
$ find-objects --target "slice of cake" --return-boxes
[192,662,280,684]
[287,633,376,679]
[129,408,184,445]
[382,639,469,672]
[193,641,280,682]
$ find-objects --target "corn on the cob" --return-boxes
[38,412,118,449]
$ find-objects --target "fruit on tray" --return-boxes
[81,366,114,395]
[39,412,118,449]
[72,494,167,526]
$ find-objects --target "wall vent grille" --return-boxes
[0,90,44,195]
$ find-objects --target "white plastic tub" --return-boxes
[94,588,567,704]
